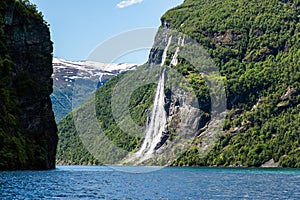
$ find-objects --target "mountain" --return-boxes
[51,58,137,121]
[0,0,57,170]
[57,0,300,167]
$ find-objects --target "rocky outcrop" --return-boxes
[159,0,300,168]
[148,22,171,67]
[261,159,279,168]
[165,88,209,136]
[0,0,57,170]
[137,21,215,165]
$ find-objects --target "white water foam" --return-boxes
[125,35,174,164]
[161,36,172,66]
[126,69,167,164]
[171,37,184,66]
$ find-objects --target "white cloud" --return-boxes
[117,0,143,9]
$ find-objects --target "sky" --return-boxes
[30,0,184,63]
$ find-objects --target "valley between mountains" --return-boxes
[1,0,299,169]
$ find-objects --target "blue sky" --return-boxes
[30,0,183,63]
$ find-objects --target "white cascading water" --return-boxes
[133,68,167,163]
[161,36,172,66]
[170,47,179,66]
[125,36,172,164]
[171,37,184,66]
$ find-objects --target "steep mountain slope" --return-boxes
[0,0,57,169]
[163,0,300,167]
[58,0,300,167]
[51,58,137,121]
[56,70,157,165]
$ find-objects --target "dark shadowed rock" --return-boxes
[0,0,57,170]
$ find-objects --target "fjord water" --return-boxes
[1,166,300,199]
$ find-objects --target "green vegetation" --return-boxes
[163,0,300,167]
[51,84,73,122]
[57,0,300,167]
[95,70,158,152]
[56,71,157,164]
[56,114,100,165]
[0,0,53,169]
[51,79,96,122]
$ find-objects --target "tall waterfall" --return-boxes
[125,36,172,164]
[126,69,167,164]
[161,36,172,66]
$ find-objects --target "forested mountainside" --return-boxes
[58,0,299,167]
[0,0,57,170]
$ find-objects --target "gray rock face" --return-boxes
[148,22,171,68]
[1,1,57,169]
[138,22,212,165]
[166,89,209,134]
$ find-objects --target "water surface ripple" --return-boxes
[1,166,300,199]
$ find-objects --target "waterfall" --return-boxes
[161,36,172,66]
[125,35,173,164]
[171,37,184,66]
[126,69,167,164]
[170,47,179,66]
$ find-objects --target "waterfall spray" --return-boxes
[125,68,167,164]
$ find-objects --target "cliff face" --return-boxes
[57,0,299,167]
[0,0,57,170]
[160,0,300,167]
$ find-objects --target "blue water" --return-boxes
[1,166,300,199]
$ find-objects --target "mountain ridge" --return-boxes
[57,0,300,167]
[51,58,137,121]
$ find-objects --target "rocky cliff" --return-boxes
[161,0,300,167]
[0,0,57,170]
[57,0,300,167]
